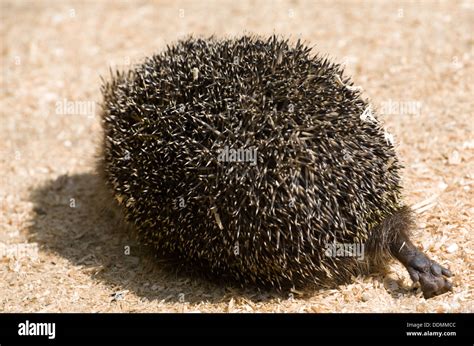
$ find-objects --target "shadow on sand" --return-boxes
[26,173,288,305]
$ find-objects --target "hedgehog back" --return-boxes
[101,36,403,288]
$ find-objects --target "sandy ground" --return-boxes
[0,0,472,312]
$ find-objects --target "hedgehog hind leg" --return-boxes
[368,206,453,299]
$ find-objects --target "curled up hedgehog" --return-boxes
[99,35,452,298]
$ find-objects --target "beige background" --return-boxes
[0,0,472,312]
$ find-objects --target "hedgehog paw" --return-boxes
[406,253,453,299]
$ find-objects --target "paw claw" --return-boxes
[441,266,452,277]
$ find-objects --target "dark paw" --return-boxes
[406,254,453,299]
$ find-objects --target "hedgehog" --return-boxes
[99,35,452,298]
